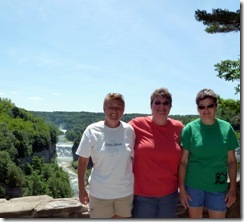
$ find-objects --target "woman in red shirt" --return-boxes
[129,87,184,218]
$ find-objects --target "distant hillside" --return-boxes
[30,111,198,142]
[30,111,149,130]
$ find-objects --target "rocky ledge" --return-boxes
[0,195,89,218]
[0,181,240,218]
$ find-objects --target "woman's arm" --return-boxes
[178,149,191,209]
[225,150,237,208]
[77,156,90,205]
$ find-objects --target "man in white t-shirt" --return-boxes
[76,92,135,218]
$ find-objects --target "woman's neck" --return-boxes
[151,116,168,126]
[201,118,216,125]
[104,119,120,128]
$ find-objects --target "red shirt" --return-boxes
[129,116,184,197]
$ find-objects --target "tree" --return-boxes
[214,59,240,94]
[216,97,240,132]
[0,151,13,184]
[31,156,44,175]
[0,123,18,160]
[195,8,240,95]
[195,9,240,33]
[5,162,24,188]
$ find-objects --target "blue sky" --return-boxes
[0,0,240,115]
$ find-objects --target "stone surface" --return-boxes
[0,180,240,218]
[0,195,88,218]
[34,197,87,218]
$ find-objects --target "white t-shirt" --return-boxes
[76,120,135,199]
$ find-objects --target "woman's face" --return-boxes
[197,98,217,121]
[151,96,171,118]
[104,99,124,127]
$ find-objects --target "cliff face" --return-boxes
[18,143,57,165]
[0,181,240,218]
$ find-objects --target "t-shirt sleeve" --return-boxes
[75,127,93,158]
[227,124,240,151]
[180,125,191,151]
[129,126,135,158]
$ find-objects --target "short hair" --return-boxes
[150,87,172,106]
[195,88,218,105]
[103,93,125,110]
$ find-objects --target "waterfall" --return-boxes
[56,140,79,197]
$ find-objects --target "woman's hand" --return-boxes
[179,188,192,209]
[79,189,89,205]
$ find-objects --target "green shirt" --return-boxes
[181,118,239,192]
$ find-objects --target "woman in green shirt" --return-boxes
[178,88,239,218]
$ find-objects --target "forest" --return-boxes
[0,98,73,199]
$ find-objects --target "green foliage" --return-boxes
[0,98,58,160]
[0,98,73,199]
[215,59,240,94]
[41,163,54,181]
[23,171,48,196]
[23,157,73,198]
[216,97,240,131]
[0,151,13,184]
[0,150,73,199]
[235,132,240,140]
[0,123,18,160]
[195,9,240,33]
[72,160,78,169]
[24,163,33,175]
[6,163,24,188]
[31,156,44,174]
[0,185,5,198]
[31,111,106,142]
[0,151,25,192]
[12,129,33,158]
[46,170,73,198]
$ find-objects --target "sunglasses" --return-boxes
[198,103,215,110]
[154,101,170,106]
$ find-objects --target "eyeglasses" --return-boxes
[154,101,170,106]
[198,104,215,110]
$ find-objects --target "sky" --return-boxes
[0,0,240,115]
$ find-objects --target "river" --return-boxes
[56,135,79,197]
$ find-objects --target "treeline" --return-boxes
[0,98,73,199]
[31,111,199,143]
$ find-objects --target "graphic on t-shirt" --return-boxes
[215,172,227,184]
[105,140,123,153]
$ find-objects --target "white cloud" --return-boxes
[28,97,43,101]
[53,93,60,96]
